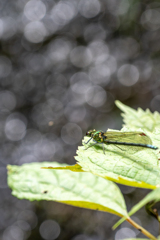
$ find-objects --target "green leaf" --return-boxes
[115,100,160,132]
[113,188,160,229]
[7,162,127,218]
[75,132,160,188]
[75,102,160,188]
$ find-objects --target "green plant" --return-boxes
[7,101,160,240]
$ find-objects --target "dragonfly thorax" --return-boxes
[86,129,106,142]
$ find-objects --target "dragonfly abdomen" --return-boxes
[105,140,158,150]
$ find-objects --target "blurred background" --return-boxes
[1,0,160,239]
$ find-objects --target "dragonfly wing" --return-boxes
[104,131,152,145]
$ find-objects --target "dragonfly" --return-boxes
[85,129,158,154]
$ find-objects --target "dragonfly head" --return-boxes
[86,129,96,137]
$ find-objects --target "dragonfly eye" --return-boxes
[86,131,90,136]
[86,130,93,137]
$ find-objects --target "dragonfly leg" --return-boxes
[85,141,98,150]
[102,135,124,152]
[95,142,106,154]
[114,144,125,151]
[102,143,105,154]
[84,137,93,144]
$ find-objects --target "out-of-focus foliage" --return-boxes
[1,0,160,239]
[114,187,160,229]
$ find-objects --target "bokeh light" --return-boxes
[50,1,77,27]
[61,123,82,145]
[85,86,107,107]
[24,0,46,21]
[117,64,139,86]
[70,46,93,68]
[78,0,101,19]
[24,21,47,43]
[39,220,60,240]
[2,225,24,240]
[115,227,136,240]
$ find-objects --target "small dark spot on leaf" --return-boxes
[43,190,48,194]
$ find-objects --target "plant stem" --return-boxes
[127,217,158,240]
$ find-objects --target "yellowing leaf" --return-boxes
[7,162,127,218]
